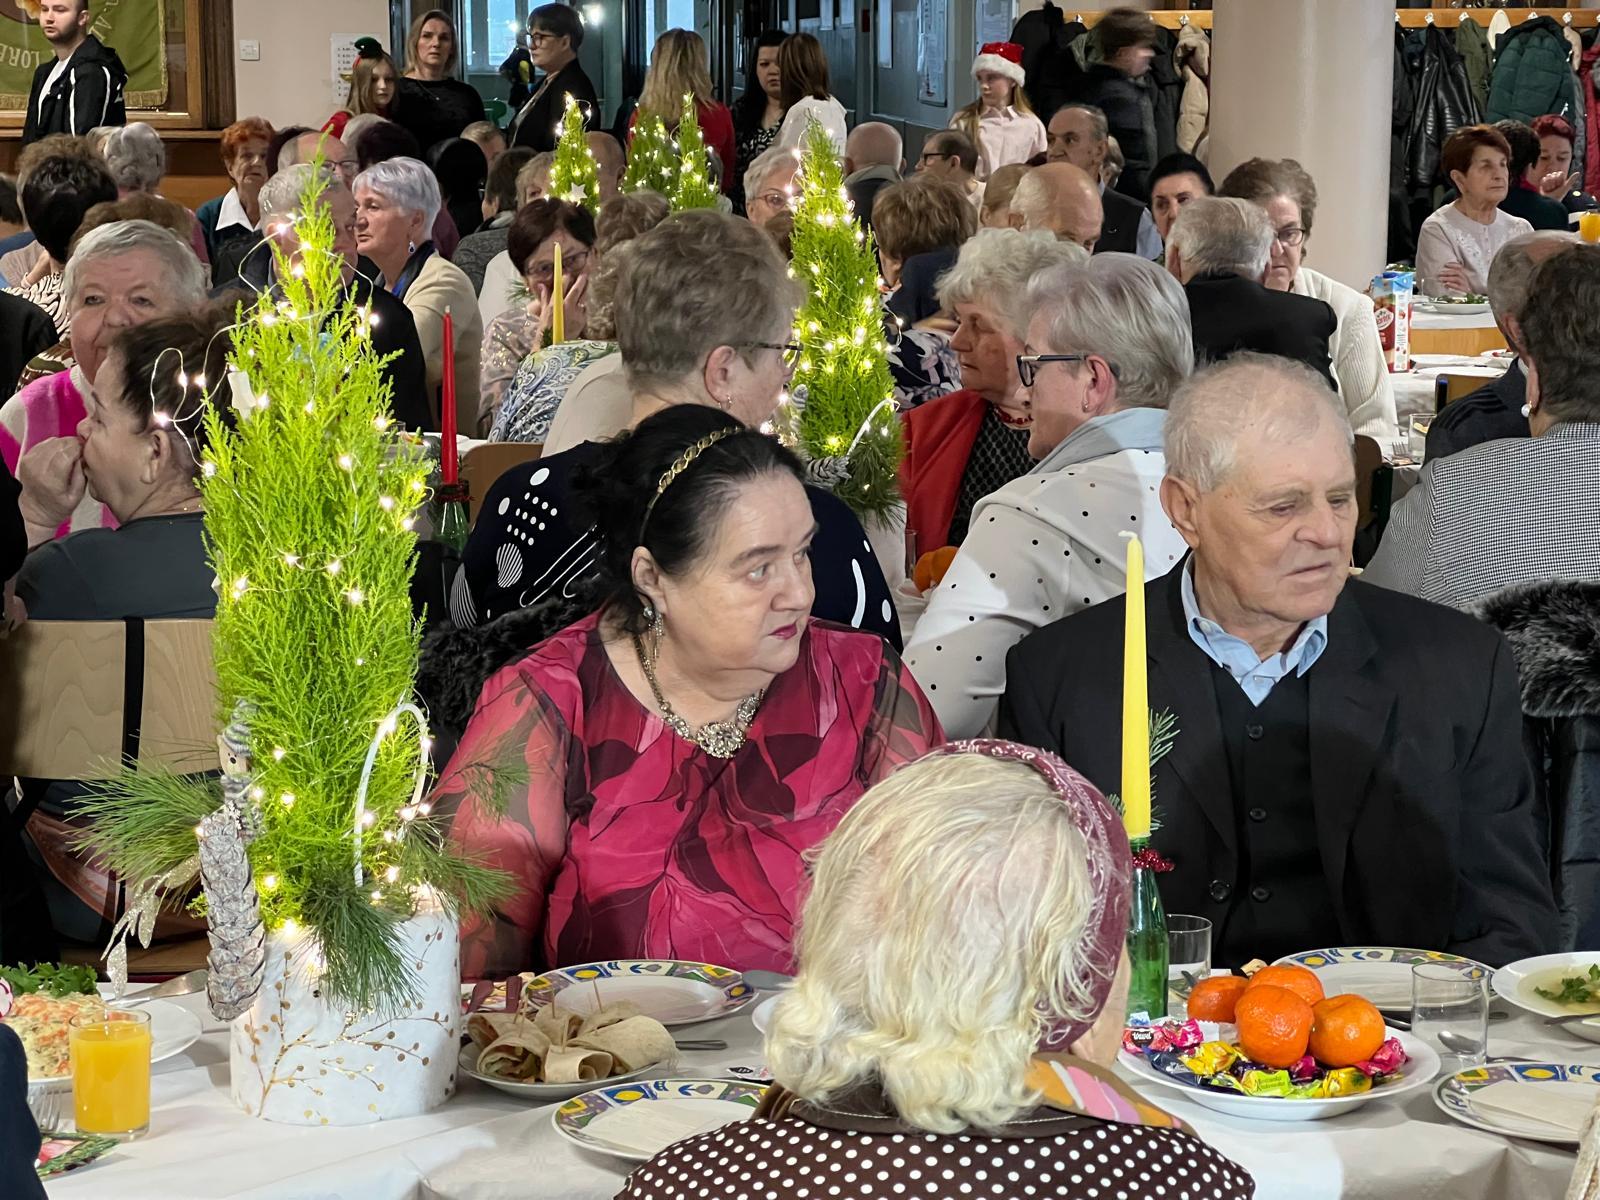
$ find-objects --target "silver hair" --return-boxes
[936,228,1087,336]
[1168,196,1273,281]
[98,122,166,192]
[258,163,341,226]
[1165,352,1353,492]
[744,144,800,205]
[353,157,441,230]
[62,219,207,312]
[1022,253,1193,410]
[1487,230,1577,329]
[1056,103,1108,142]
[341,113,389,154]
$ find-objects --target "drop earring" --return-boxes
[407,239,417,256]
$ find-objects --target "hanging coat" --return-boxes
[1488,16,1577,124]
[1584,44,1600,197]
[1389,26,1419,263]
[1147,25,1183,162]
[1406,25,1477,192]
[1455,18,1491,119]
[1174,23,1210,156]
[1011,3,1091,123]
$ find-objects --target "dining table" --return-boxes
[41,987,1597,1200]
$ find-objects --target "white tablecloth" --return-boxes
[1409,309,1499,333]
[1392,354,1511,423]
[46,991,1595,1200]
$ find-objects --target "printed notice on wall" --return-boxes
[331,35,365,110]
[975,0,1012,53]
[917,0,948,104]
[877,0,893,67]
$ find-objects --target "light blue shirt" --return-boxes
[1180,562,1329,706]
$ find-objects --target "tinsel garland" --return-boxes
[779,118,902,523]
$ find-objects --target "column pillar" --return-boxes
[1208,0,1393,291]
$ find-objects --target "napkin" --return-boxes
[1471,1080,1600,1136]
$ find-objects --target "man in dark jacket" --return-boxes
[510,3,598,153]
[214,166,434,433]
[0,1027,46,1200]
[22,1,127,146]
[0,292,57,396]
[1000,354,1559,969]
[1424,230,1568,461]
[1045,103,1160,258]
[1167,197,1337,390]
[1083,7,1159,202]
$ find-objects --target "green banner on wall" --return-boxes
[0,0,167,112]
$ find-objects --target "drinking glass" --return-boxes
[1579,211,1600,244]
[1167,914,1213,985]
[1408,413,1432,463]
[1411,964,1489,1078]
[69,1007,152,1138]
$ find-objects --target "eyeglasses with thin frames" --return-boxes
[1274,226,1306,248]
[1016,353,1091,388]
[738,341,802,366]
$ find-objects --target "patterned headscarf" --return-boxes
[921,739,1133,1049]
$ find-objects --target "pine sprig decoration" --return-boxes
[783,118,902,522]
[669,93,719,212]
[80,166,510,1011]
[550,95,600,214]
[1106,708,1178,845]
[622,109,679,197]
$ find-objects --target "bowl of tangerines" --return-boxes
[1119,963,1441,1122]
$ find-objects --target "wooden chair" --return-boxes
[1353,435,1395,568]
[462,441,543,524]
[1434,372,1491,412]
[0,620,219,976]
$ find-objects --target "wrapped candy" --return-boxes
[1122,1018,1205,1056]
[1181,1041,1242,1076]
[1356,1038,1408,1076]
[1321,1068,1375,1097]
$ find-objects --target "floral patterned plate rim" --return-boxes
[456,1043,655,1103]
[520,960,755,1028]
[1433,1061,1600,1147]
[552,1077,769,1161]
[1275,947,1487,1009]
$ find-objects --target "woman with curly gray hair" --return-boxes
[354,156,481,431]
[616,741,1254,1200]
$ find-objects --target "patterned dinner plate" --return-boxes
[522,960,755,1028]
[1434,1062,1600,1146]
[552,1077,769,1161]
[1276,947,1487,1010]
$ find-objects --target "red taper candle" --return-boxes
[440,306,458,485]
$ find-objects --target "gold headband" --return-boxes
[639,427,739,540]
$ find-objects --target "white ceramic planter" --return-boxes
[229,905,459,1125]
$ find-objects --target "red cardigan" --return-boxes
[900,389,989,553]
[628,100,737,191]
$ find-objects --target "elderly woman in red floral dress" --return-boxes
[437,405,942,977]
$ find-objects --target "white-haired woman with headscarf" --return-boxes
[354,156,482,433]
[616,740,1255,1200]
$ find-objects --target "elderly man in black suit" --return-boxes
[1166,197,1338,392]
[1000,353,1557,969]
[1045,103,1161,259]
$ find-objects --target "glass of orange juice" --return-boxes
[1580,212,1600,244]
[69,1008,152,1138]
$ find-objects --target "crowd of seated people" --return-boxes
[8,11,1600,1188]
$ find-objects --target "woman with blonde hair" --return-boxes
[632,29,736,190]
[617,741,1255,1199]
[395,9,482,155]
[951,42,1044,180]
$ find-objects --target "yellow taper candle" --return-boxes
[551,241,565,345]
[1120,531,1151,840]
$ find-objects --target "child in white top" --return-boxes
[951,42,1046,181]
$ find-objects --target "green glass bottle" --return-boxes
[435,483,470,554]
[1126,863,1169,1020]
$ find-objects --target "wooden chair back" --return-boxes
[0,619,218,779]
[462,442,543,524]
[1435,372,1490,411]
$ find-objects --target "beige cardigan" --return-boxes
[1292,266,1399,443]
[404,254,484,435]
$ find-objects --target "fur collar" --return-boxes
[1473,580,1600,718]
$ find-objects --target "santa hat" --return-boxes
[972,42,1025,88]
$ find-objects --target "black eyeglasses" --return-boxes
[1274,226,1307,248]
[739,340,802,365]
[1016,353,1090,388]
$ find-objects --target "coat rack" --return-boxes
[1063,8,1600,31]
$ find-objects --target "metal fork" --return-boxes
[27,1087,64,1136]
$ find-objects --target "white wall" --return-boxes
[232,0,391,129]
